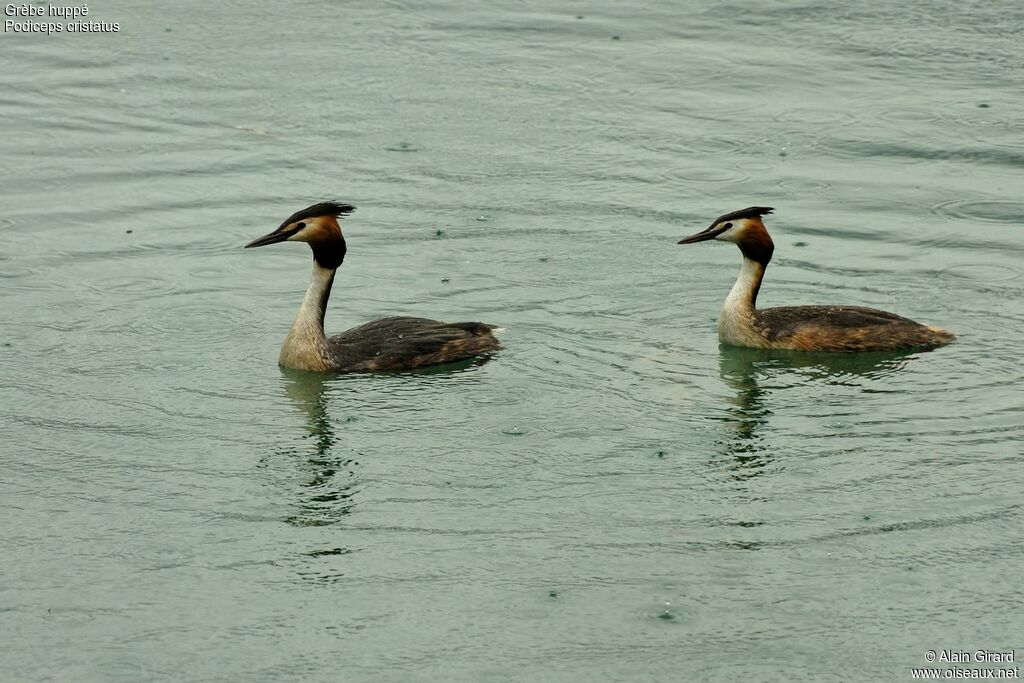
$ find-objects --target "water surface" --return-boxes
[2,0,1022,680]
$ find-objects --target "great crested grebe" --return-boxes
[245,202,500,372]
[677,207,955,352]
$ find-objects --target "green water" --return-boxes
[2,0,1023,680]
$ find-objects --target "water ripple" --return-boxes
[774,108,860,128]
[930,199,1024,224]
[938,263,1024,283]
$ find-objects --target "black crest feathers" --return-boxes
[714,206,774,224]
[279,201,356,229]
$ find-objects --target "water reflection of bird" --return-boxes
[246,202,500,372]
[678,207,955,352]
[276,370,360,526]
[715,347,917,478]
[716,349,773,480]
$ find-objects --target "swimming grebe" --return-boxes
[245,202,500,372]
[677,207,955,352]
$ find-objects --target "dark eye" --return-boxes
[296,222,306,229]
[723,222,733,229]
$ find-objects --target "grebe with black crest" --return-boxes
[246,202,500,372]
[677,207,954,352]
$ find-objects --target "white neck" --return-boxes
[723,257,764,314]
[718,257,766,346]
[279,262,335,371]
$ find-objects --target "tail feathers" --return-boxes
[926,325,956,344]
[449,322,498,336]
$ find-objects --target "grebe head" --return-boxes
[677,206,775,264]
[245,201,355,269]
